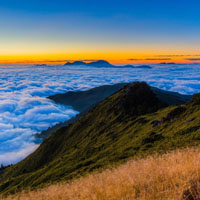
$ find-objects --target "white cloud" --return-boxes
[0,144,39,165]
[0,64,199,165]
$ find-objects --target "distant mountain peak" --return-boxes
[88,60,113,67]
[64,60,152,69]
[64,60,113,67]
[64,61,87,66]
[91,60,111,64]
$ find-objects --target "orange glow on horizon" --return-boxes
[0,53,200,65]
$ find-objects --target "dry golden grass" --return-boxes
[4,147,200,200]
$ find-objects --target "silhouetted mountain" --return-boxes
[64,60,152,68]
[49,83,126,112]
[64,60,113,67]
[64,61,87,66]
[49,83,191,112]
[88,60,113,67]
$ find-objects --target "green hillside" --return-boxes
[49,83,191,112]
[36,83,127,139]
[37,83,191,140]
[0,82,199,196]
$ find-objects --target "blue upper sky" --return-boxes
[1,0,200,63]
[1,0,200,20]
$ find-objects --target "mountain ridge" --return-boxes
[36,83,191,140]
[0,82,199,196]
[64,60,152,68]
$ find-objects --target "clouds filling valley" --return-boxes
[0,64,199,165]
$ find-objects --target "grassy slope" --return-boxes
[37,83,191,140]
[36,83,127,139]
[5,147,200,200]
[0,82,199,195]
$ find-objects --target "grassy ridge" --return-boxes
[37,83,191,140]
[0,82,199,195]
[48,83,191,112]
[36,83,127,139]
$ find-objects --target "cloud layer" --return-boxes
[0,64,199,165]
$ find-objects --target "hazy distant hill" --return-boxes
[64,60,152,68]
[0,82,199,196]
[87,60,113,67]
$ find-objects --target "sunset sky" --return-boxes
[1,0,200,64]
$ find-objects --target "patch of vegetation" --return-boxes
[176,126,200,136]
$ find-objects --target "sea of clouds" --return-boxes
[0,63,199,165]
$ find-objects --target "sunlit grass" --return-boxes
[4,147,200,200]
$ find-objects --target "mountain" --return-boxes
[36,83,127,139]
[87,60,113,67]
[64,60,152,69]
[48,83,126,112]
[151,87,192,105]
[64,61,87,66]
[35,83,191,140]
[49,83,191,112]
[3,147,199,199]
[0,82,199,196]
[64,60,113,67]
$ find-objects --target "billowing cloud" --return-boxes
[0,64,199,165]
[0,144,39,165]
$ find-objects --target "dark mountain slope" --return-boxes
[38,83,191,140]
[0,82,199,195]
[88,60,113,67]
[48,83,127,112]
[36,83,127,139]
[151,87,192,105]
[49,84,191,112]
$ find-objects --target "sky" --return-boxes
[1,0,200,64]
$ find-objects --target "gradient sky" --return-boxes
[1,0,200,64]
